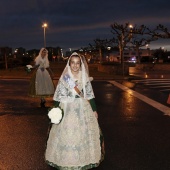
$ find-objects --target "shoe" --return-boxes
[40,102,45,107]
[40,99,46,108]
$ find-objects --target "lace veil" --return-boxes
[35,48,49,68]
[54,52,95,100]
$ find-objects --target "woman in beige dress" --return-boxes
[28,48,55,107]
[45,52,104,169]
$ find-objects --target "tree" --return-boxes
[0,47,12,69]
[153,24,170,38]
[110,22,134,64]
[129,25,158,63]
[89,38,114,63]
[153,48,167,61]
[110,22,161,64]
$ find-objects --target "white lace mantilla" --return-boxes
[53,76,94,103]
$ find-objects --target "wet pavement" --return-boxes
[1,78,170,170]
[129,66,170,79]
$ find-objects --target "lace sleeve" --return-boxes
[85,81,95,100]
[53,81,68,102]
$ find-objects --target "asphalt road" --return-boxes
[1,79,170,170]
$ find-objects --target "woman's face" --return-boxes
[41,50,47,58]
[70,56,81,73]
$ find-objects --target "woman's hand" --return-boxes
[94,111,98,119]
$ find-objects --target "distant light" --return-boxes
[42,23,48,28]
[107,46,111,50]
[129,24,133,28]
[128,56,136,63]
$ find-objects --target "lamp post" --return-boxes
[42,23,48,47]
[129,24,133,29]
[121,24,133,76]
[107,46,111,62]
[129,24,133,41]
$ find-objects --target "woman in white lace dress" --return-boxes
[45,52,104,169]
[28,48,55,107]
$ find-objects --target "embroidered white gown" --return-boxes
[45,77,102,169]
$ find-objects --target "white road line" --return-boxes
[144,82,170,86]
[146,80,170,81]
[151,86,170,88]
[134,79,170,82]
[109,81,170,116]
[134,80,170,83]
[160,89,170,91]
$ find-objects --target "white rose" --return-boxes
[26,65,33,69]
[48,107,63,124]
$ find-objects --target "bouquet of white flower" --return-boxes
[48,107,64,124]
[26,65,33,69]
[25,65,33,73]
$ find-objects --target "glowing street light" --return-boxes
[42,23,48,47]
[129,24,133,39]
[129,24,133,28]
[107,46,111,50]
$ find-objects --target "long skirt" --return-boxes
[45,98,104,170]
[28,68,55,97]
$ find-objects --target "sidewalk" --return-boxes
[0,65,140,81]
[2,64,170,80]
[129,67,170,79]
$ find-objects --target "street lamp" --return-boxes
[129,24,133,41]
[129,24,133,29]
[42,23,48,47]
[107,46,111,50]
[122,24,133,76]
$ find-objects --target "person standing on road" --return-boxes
[28,48,55,107]
[45,52,104,169]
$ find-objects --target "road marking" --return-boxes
[132,79,170,83]
[109,81,170,116]
[160,89,170,92]
[151,86,170,88]
[145,83,170,85]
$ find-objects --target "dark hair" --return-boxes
[69,55,81,66]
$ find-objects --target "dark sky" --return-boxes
[1,0,170,51]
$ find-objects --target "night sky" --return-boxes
[1,0,170,51]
